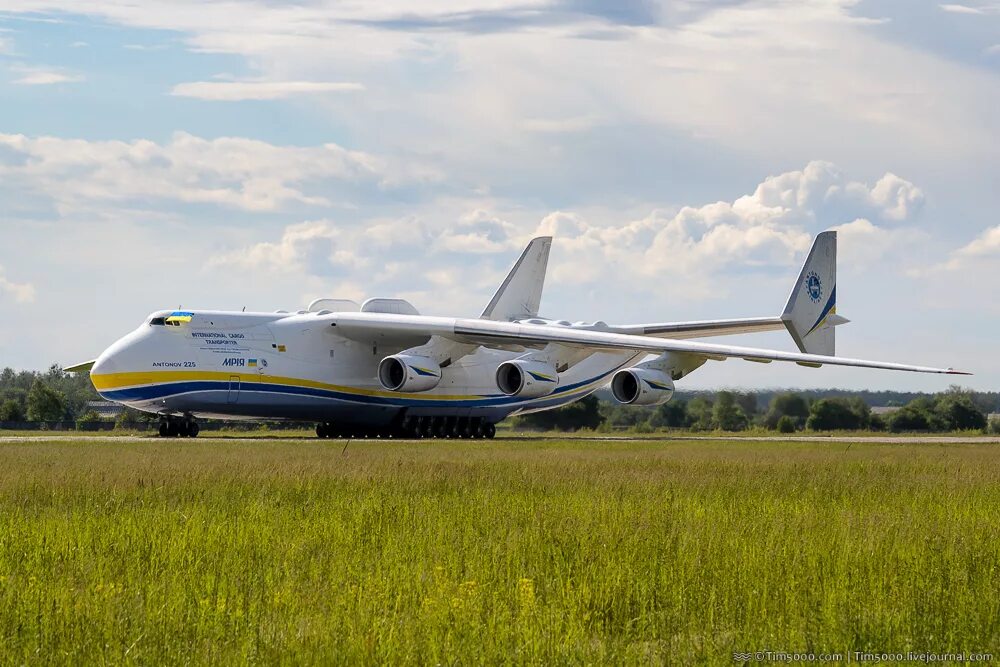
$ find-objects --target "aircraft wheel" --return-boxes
[316,423,328,438]
[178,422,190,437]
[484,423,496,439]
[188,422,199,438]
[433,419,448,439]
[167,422,180,438]
[158,422,169,438]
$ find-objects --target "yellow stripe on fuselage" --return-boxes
[90,368,609,403]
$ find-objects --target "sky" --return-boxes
[0,0,997,392]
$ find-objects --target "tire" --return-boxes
[485,423,496,439]
[158,422,169,437]
[188,422,199,438]
[316,423,327,438]
[167,422,180,438]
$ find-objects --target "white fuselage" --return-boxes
[90,309,638,426]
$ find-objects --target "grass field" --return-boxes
[1,436,998,664]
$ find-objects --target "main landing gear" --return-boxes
[158,415,199,438]
[316,416,496,440]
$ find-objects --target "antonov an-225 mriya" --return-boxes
[66,232,968,438]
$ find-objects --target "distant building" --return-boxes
[871,406,901,416]
[84,400,124,419]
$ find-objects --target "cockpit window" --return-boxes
[150,317,166,326]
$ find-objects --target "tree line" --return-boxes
[517,386,1000,434]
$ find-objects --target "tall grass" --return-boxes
[0,437,998,664]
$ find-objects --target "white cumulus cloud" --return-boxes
[532,161,925,294]
[171,80,365,101]
[0,131,441,213]
[11,67,83,85]
[0,266,36,303]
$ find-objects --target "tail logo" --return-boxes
[804,271,823,303]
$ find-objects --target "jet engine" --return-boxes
[610,367,675,406]
[495,360,559,398]
[378,354,441,392]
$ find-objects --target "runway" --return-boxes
[1,433,998,444]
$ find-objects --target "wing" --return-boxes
[329,313,968,375]
[607,317,787,339]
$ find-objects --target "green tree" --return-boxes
[734,392,759,419]
[517,395,604,431]
[26,379,67,421]
[935,389,986,431]
[649,400,690,428]
[603,404,650,428]
[887,398,948,432]
[687,397,714,431]
[0,399,25,422]
[76,411,102,430]
[806,397,870,431]
[713,391,749,431]
[776,415,796,433]
[764,393,810,429]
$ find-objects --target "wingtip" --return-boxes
[946,369,973,376]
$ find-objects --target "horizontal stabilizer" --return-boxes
[64,360,96,373]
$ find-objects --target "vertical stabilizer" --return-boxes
[481,237,552,321]
[781,231,848,355]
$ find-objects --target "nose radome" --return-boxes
[89,348,119,376]
[90,327,148,379]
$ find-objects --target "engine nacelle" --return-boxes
[378,354,441,392]
[610,368,675,406]
[495,360,559,398]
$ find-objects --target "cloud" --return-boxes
[942,225,1000,270]
[439,209,520,253]
[171,80,365,101]
[527,161,925,295]
[10,68,83,85]
[210,161,922,305]
[0,131,441,213]
[517,115,601,133]
[939,3,986,14]
[0,266,36,303]
[0,0,994,174]
[830,218,927,267]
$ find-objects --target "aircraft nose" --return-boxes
[90,349,118,376]
[90,329,145,395]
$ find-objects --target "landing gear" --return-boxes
[314,416,497,440]
[158,415,199,438]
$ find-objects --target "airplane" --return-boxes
[66,231,968,438]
